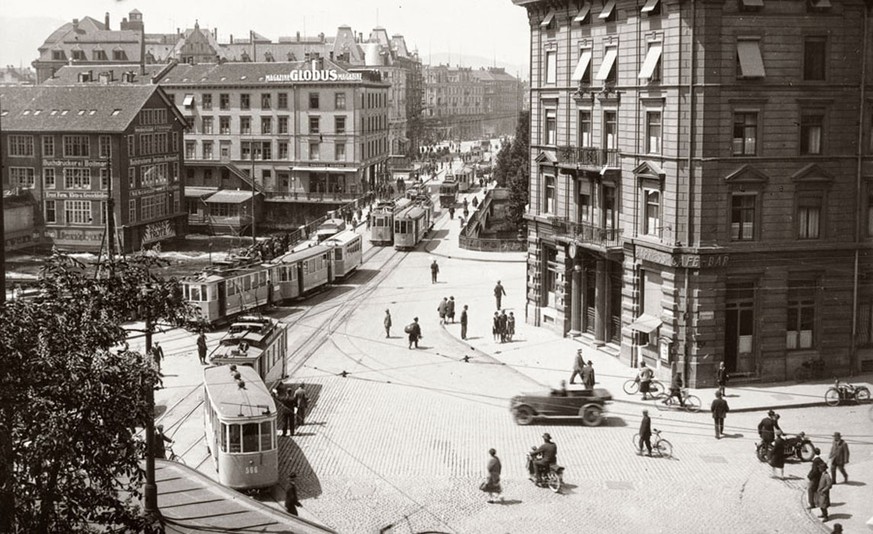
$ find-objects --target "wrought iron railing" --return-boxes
[558,219,623,248]
[556,146,620,168]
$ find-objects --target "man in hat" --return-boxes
[569,348,586,384]
[757,410,781,448]
[154,424,173,460]
[529,432,558,484]
[582,360,596,390]
[638,409,652,456]
[494,280,506,310]
[384,309,392,338]
[284,473,302,516]
[196,331,208,365]
[710,391,730,439]
[829,432,850,483]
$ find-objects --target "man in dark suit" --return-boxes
[758,410,781,447]
[285,473,301,516]
[638,410,652,456]
[460,305,469,340]
[569,349,585,385]
[710,391,730,439]
[529,433,558,484]
[408,317,422,349]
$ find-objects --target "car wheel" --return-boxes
[513,406,535,426]
[799,442,815,462]
[580,404,603,427]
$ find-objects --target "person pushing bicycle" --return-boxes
[663,372,686,407]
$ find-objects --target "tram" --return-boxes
[439,178,459,208]
[269,244,333,301]
[182,257,272,327]
[315,217,346,242]
[369,199,410,246]
[324,230,363,278]
[209,316,287,387]
[393,199,434,250]
[203,364,278,490]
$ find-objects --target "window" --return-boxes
[261,117,272,134]
[646,111,662,154]
[732,112,758,155]
[10,168,35,188]
[335,92,346,110]
[543,108,557,145]
[644,190,660,236]
[261,93,271,109]
[260,421,273,451]
[544,174,556,213]
[9,136,34,157]
[797,195,822,239]
[45,201,56,224]
[172,132,179,152]
[113,49,127,61]
[578,184,591,223]
[278,116,289,134]
[241,142,252,160]
[52,50,65,61]
[129,167,136,188]
[219,93,230,110]
[309,142,320,160]
[596,47,619,84]
[64,168,91,189]
[336,142,346,161]
[309,93,320,109]
[65,200,91,225]
[63,135,89,158]
[202,141,214,160]
[737,39,766,78]
[185,141,196,160]
[803,37,826,81]
[220,116,230,134]
[127,135,135,157]
[602,185,617,229]
[278,93,288,109]
[129,199,136,223]
[100,167,109,189]
[202,116,213,134]
[97,135,111,158]
[309,116,320,134]
[71,50,85,61]
[278,141,289,159]
[731,194,757,241]
[787,280,816,350]
[599,0,617,20]
[604,110,618,149]
[639,42,663,81]
[335,116,346,134]
[44,168,56,189]
[240,94,250,110]
[578,111,592,147]
[261,142,272,160]
[545,50,557,84]
[572,48,593,85]
[202,94,213,110]
[42,136,55,157]
[240,117,251,135]
[800,113,823,155]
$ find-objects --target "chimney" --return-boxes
[72,18,79,31]
[296,31,300,42]
[177,27,180,38]
[104,12,110,30]
[318,32,324,42]
[230,34,234,44]
[213,28,218,40]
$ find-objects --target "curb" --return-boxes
[800,483,833,533]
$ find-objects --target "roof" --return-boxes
[156,460,337,533]
[396,206,426,220]
[44,64,167,85]
[204,190,257,204]
[324,229,361,247]
[272,244,330,265]
[203,364,275,419]
[184,186,218,198]
[0,85,174,132]
[159,58,387,86]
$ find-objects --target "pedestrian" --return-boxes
[831,524,843,533]
[274,387,296,437]
[710,391,729,439]
[285,473,302,516]
[437,297,448,325]
[463,197,468,210]
[492,312,500,342]
[196,331,207,365]
[507,312,516,341]
[758,410,781,448]
[480,448,503,503]
[807,448,825,509]
[154,424,173,460]
[366,211,371,229]
[294,384,308,426]
[569,348,585,384]
[449,206,455,219]
[816,462,833,521]
[431,259,440,284]
[384,309,392,338]
[638,409,652,456]
[406,317,422,349]
[498,310,508,343]
[150,341,164,374]
[582,360,596,390]
[460,305,469,340]
[829,432,850,483]
[770,430,786,479]
[493,281,506,310]
[447,296,456,323]
[716,361,729,397]
[638,362,654,400]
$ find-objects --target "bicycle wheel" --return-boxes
[655,439,672,459]
[632,433,641,451]
[684,395,701,412]
[547,471,562,493]
[623,379,640,395]
[654,393,670,411]
[855,387,871,403]
[649,381,665,396]
[824,388,841,407]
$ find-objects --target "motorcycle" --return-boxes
[755,432,816,463]
[526,450,564,493]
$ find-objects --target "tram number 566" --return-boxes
[245,466,259,475]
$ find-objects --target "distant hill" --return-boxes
[0,16,66,69]
[425,52,528,80]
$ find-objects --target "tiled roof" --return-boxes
[0,85,167,132]
[44,64,166,85]
[158,58,379,85]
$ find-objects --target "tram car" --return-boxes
[315,217,346,242]
[439,178,459,208]
[324,230,363,278]
[203,364,278,490]
[181,257,272,327]
[269,244,333,301]
[209,316,288,387]
[369,199,410,246]
[393,199,434,250]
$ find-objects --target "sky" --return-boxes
[0,0,531,77]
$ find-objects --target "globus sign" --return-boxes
[266,63,363,83]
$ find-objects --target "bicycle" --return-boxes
[825,379,871,407]
[794,358,826,382]
[654,388,701,412]
[622,377,665,397]
[632,428,672,459]
[166,443,185,465]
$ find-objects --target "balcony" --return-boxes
[556,218,623,250]
[556,146,620,171]
[263,191,364,203]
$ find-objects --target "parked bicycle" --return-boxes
[655,388,701,413]
[632,428,672,459]
[825,378,871,406]
[622,377,665,397]
[794,358,826,382]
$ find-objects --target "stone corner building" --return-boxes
[512,0,873,386]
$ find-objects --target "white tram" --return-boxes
[182,258,272,326]
[370,199,409,246]
[269,244,333,300]
[209,316,288,387]
[203,365,278,490]
[324,230,363,278]
[393,200,433,250]
[315,217,346,242]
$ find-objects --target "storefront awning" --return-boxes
[205,190,256,204]
[185,186,218,198]
[629,314,662,333]
[291,166,357,173]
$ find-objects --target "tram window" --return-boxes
[204,284,213,301]
[242,423,259,453]
[259,271,267,287]
[279,267,288,282]
[260,421,272,451]
[291,267,297,281]
[228,424,241,453]
[221,423,229,452]
[228,281,237,296]
[243,276,251,291]
[182,285,189,300]
[334,249,343,260]
[189,286,202,301]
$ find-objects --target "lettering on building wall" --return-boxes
[130,185,179,198]
[42,159,107,168]
[45,228,104,242]
[265,64,363,83]
[45,191,106,200]
[134,125,172,133]
[636,247,730,269]
[129,155,178,166]
[142,220,175,244]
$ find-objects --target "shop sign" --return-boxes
[45,191,106,200]
[142,220,175,244]
[265,61,363,82]
[637,247,730,269]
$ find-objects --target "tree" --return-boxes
[492,142,512,187]
[0,252,191,533]
[506,111,530,232]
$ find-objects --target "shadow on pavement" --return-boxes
[842,480,866,487]
[827,513,852,521]
[346,268,380,285]
[495,499,523,505]
[429,229,450,240]
[276,437,323,501]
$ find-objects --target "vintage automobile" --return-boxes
[510,386,612,426]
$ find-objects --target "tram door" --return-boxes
[218,281,227,318]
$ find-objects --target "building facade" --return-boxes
[471,67,524,138]
[0,85,187,252]
[513,0,873,385]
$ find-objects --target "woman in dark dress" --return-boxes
[480,448,502,503]
[769,430,786,479]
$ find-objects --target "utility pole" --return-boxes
[143,313,157,515]
[251,143,256,246]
